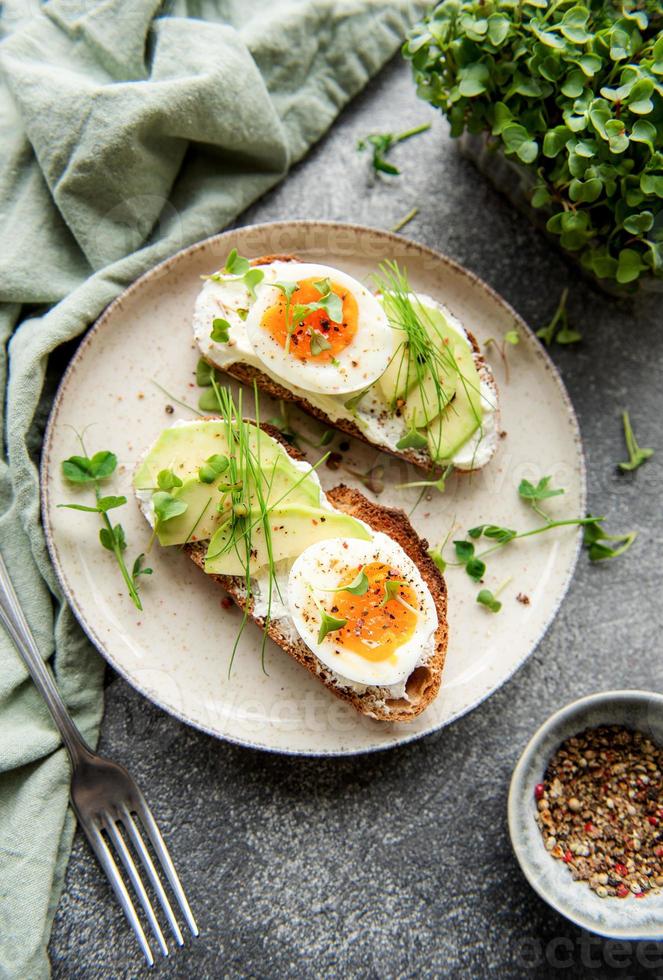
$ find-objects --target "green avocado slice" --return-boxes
[426,344,483,463]
[204,505,371,577]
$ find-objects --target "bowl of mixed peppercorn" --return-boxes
[509,690,663,940]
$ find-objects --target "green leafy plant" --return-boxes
[60,443,151,609]
[405,1,663,288]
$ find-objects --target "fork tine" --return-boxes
[133,796,199,937]
[82,821,155,967]
[120,805,184,947]
[104,815,169,958]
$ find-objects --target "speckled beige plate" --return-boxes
[42,221,585,755]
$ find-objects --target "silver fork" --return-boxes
[0,550,198,966]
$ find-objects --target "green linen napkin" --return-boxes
[0,2,420,975]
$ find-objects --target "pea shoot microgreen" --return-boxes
[583,523,637,561]
[59,440,151,610]
[618,410,653,472]
[357,122,431,176]
[310,331,332,356]
[536,289,582,347]
[152,491,188,527]
[518,475,565,521]
[431,475,635,587]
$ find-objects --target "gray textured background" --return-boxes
[49,55,663,979]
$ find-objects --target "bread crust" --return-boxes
[202,253,499,474]
[183,427,448,722]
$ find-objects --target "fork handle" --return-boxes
[0,549,91,766]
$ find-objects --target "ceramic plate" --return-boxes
[42,221,585,755]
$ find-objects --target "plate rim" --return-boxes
[41,219,587,757]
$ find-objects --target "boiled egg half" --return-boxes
[288,533,438,687]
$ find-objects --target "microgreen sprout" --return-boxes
[205,249,265,299]
[484,329,519,382]
[198,454,229,484]
[396,425,428,451]
[476,577,512,614]
[378,578,407,609]
[618,410,653,472]
[357,122,431,176]
[536,289,582,347]
[317,610,348,644]
[157,469,183,491]
[434,474,635,585]
[583,522,637,561]
[210,318,231,343]
[518,475,565,522]
[60,439,151,609]
[314,567,369,597]
[396,462,453,493]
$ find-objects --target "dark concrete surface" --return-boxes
[49,55,663,979]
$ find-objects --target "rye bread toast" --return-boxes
[183,426,448,722]
[199,253,499,474]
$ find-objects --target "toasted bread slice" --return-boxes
[184,428,448,722]
[198,253,499,474]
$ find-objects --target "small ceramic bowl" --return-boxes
[509,690,663,940]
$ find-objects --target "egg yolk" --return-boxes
[261,278,358,361]
[329,562,418,663]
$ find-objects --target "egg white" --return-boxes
[287,533,438,687]
[239,262,393,395]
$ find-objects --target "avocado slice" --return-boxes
[376,298,468,426]
[155,477,222,546]
[426,344,483,463]
[134,421,230,490]
[135,421,325,546]
[204,504,372,577]
[404,306,469,429]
